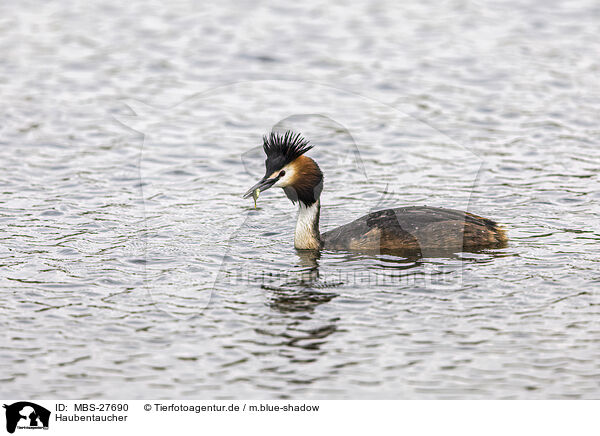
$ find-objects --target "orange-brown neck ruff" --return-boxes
[283,155,323,207]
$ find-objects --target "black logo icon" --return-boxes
[3,402,50,434]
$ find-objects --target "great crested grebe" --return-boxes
[243,131,507,253]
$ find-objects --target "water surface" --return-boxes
[1,0,599,399]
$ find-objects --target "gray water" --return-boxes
[1,0,599,399]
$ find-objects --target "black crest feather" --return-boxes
[263,131,313,174]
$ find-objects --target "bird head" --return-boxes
[244,131,323,206]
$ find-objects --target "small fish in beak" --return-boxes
[251,188,260,209]
[243,176,276,208]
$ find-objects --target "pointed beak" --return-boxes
[243,177,277,198]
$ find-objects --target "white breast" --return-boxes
[294,200,321,249]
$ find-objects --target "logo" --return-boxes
[3,402,50,434]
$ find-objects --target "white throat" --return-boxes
[294,200,321,249]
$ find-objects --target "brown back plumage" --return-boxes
[322,206,507,254]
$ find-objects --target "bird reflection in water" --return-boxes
[262,249,339,314]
